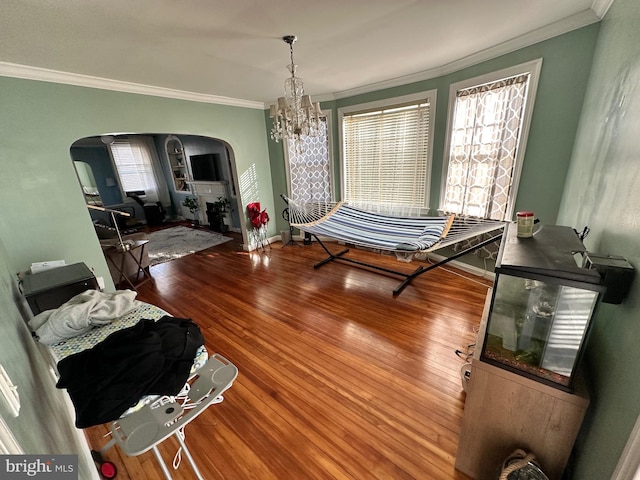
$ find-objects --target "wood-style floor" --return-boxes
[84,230,492,479]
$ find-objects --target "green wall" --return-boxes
[0,235,98,477]
[267,24,600,234]
[266,114,290,231]
[0,78,273,288]
[558,0,640,477]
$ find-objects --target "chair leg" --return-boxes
[98,437,117,456]
[174,431,204,480]
[152,445,174,480]
[149,434,204,480]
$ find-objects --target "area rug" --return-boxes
[146,226,232,266]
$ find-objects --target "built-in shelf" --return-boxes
[165,135,190,193]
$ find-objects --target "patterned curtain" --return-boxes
[443,74,529,221]
[286,118,332,204]
[443,74,530,259]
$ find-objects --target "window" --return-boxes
[340,92,435,214]
[109,137,162,202]
[285,116,332,204]
[441,60,542,220]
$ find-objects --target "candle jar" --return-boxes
[516,211,534,238]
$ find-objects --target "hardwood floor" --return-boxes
[84,234,492,479]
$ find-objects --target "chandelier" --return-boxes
[269,35,324,145]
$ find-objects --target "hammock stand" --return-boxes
[282,195,505,296]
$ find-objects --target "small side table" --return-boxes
[102,240,151,291]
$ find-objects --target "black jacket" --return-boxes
[56,316,204,428]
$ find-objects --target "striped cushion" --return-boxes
[296,204,451,252]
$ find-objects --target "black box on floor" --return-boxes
[144,204,165,226]
[583,253,634,304]
[22,262,99,315]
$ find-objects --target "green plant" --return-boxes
[205,197,231,232]
[182,196,199,215]
[210,196,231,213]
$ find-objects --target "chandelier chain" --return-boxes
[289,43,295,77]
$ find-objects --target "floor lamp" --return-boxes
[87,204,132,252]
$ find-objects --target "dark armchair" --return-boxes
[127,192,165,226]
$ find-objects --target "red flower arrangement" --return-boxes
[247,202,270,250]
[247,202,270,229]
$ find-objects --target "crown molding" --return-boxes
[591,0,615,18]
[0,62,265,110]
[332,9,601,100]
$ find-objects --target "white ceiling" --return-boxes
[0,0,609,107]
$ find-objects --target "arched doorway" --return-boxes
[70,133,243,235]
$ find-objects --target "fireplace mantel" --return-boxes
[187,181,230,225]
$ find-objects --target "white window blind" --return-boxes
[110,138,160,202]
[342,100,431,213]
[286,117,332,204]
[442,73,531,220]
